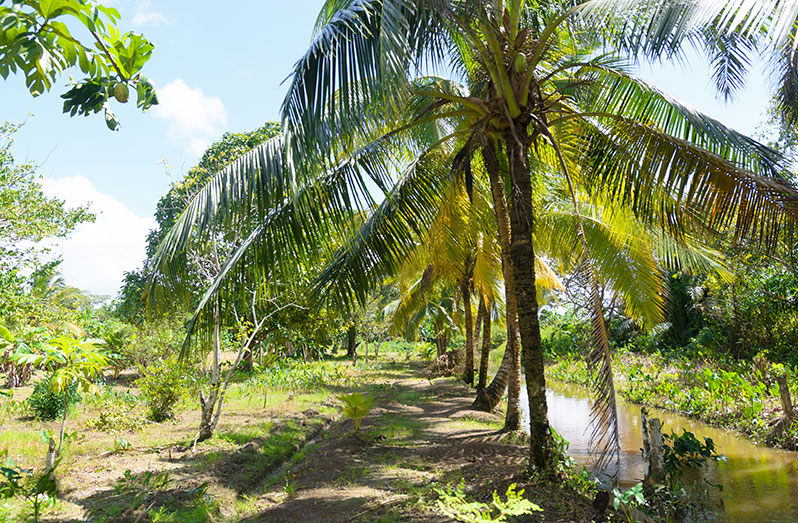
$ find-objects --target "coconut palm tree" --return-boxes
[153,0,798,473]
[279,0,798,472]
[384,180,502,375]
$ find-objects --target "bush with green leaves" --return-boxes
[244,360,355,394]
[662,430,722,487]
[83,397,146,433]
[123,318,186,368]
[0,390,24,425]
[13,335,108,454]
[27,376,81,421]
[135,358,188,421]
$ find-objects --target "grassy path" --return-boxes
[240,362,595,522]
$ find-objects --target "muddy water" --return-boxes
[519,381,798,522]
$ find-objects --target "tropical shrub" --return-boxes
[123,318,185,368]
[540,312,589,358]
[545,353,591,387]
[14,335,108,455]
[0,449,58,523]
[0,390,21,425]
[247,360,355,392]
[28,376,81,421]
[136,358,187,421]
[662,430,722,486]
[83,395,146,433]
[98,321,136,376]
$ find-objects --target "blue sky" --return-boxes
[0,1,776,296]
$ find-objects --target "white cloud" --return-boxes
[40,176,156,298]
[132,1,168,26]
[151,79,227,156]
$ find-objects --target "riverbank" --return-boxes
[545,349,798,450]
[539,380,798,522]
[1,354,602,521]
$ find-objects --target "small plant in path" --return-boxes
[284,473,297,497]
[338,392,376,436]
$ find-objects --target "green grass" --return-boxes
[0,353,428,521]
[448,415,503,432]
[393,390,432,405]
[214,421,275,446]
[367,413,425,444]
[333,465,372,487]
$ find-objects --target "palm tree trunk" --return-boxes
[435,331,447,359]
[479,142,523,430]
[461,277,474,386]
[475,299,489,391]
[472,334,511,411]
[505,329,522,431]
[346,325,357,358]
[504,128,553,470]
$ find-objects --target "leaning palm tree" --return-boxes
[154,0,798,474]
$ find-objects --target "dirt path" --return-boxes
[243,363,596,522]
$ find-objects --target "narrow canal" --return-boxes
[520,381,798,521]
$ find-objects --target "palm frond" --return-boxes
[313,150,453,309]
[581,0,797,57]
[149,132,409,354]
[703,28,756,102]
[568,65,786,177]
[283,0,452,163]
[575,116,798,248]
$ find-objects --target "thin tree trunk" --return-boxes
[778,374,795,421]
[505,128,552,470]
[461,277,475,386]
[505,333,522,431]
[45,436,56,471]
[346,325,356,357]
[242,348,253,371]
[435,331,449,364]
[197,306,222,443]
[57,390,68,455]
[475,299,489,391]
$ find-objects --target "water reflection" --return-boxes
[519,381,798,522]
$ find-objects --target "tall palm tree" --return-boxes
[280,0,798,472]
[154,0,798,473]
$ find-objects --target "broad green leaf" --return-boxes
[0,324,13,343]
